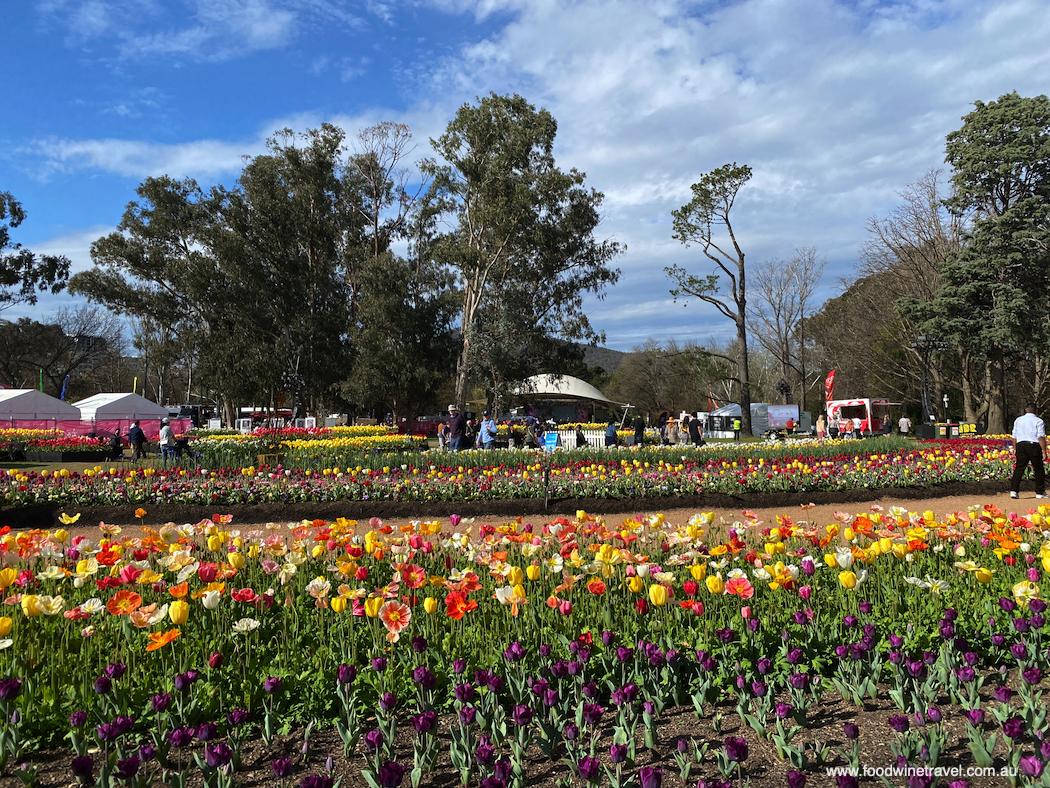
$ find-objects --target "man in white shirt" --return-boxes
[898,415,911,436]
[159,419,176,466]
[1010,403,1047,499]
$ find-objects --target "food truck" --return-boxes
[826,398,891,437]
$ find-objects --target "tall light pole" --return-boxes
[910,335,949,423]
[943,393,950,424]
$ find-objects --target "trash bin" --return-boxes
[935,424,948,439]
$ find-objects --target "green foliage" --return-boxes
[0,191,71,311]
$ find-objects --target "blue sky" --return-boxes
[4,0,1049,350]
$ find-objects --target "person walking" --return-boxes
[732,416,742,442]
[632,413,646,447]
[816,414,826,441]
[447,405,467,451]
[898,414,911,436]
[1010,403,1047,499]
[480,411,498,450]
[687,414,705,446]
[666,417,679,445]
[159,419,176,465]
[128,420,146,460]
[605,419,618,447]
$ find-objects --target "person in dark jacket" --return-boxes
[109,430,124,461]
[447,405,467,451]
[128,421,146,460]
[632,414,645,446]
[686,415,705,446]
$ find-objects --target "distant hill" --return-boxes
[581,345,627,374]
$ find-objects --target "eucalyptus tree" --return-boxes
[418,93,622,412]
[1,191,71,313]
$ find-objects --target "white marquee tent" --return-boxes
[73,393,171,422]
[0,389,82,426]
[516,374,620,404]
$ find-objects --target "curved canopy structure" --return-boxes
[516,374,620,404]
[73,393,171,422]
[0,389,82,422]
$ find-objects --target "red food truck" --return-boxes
[827,398,891,437]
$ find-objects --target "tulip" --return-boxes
[169,600,189,625]
[838,571,857,590]
[228,552,245,570]
[648,584,669,607]
[364,597,382,618]
[627,576,644,593]
[526,564,540,581]
[20,595,40,617]
[506,566,524,586]
[330,597,347,613]
[638,766,662,788]
[201,590,221,610]
[706,575,725,594]
[0,617,12,637]
[724,736,748,762]
[423,597,438,614]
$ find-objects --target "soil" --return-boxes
[7,481,1039,787]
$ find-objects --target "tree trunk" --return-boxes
[736,313,752,435]
[987,349,1006,434]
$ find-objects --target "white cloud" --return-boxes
[26,137,255,180]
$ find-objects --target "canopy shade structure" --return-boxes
[72,393,171,422]
[0,389,82,422]
[515,375,621,405]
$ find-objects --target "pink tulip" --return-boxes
[559,599,573,616]
[1028,569,1040,582]
[408,535,423,550]
[449,514,462,528]
[422,541,434,554]
[355,566,369,581]
[799,586,812,600]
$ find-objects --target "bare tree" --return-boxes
[747,247,827,410]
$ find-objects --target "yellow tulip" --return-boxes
[526,565,541,581]
[228,553,245,570]
[53,529,69,544]
[312,545,325,559]
[364,597,382,618]
[169,600,189,625]
[506,566,524,586]
[21,595,41,617]
[689,564,707,581]
[627,576,644,593]
[248,545,259,559]
[975,568,993,584]
[512,583,526,600]
[838,571,857,590]
[648,584,669,607]
[706,575,725,595]
[1043,555,1050,573]
[207,535,223,552]
[0,568,16,589]
[330,597,347,613]
[0,617,12,637]
[424,597,438,614]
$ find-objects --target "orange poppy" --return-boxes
[135,508,147,519]
[586,578,606,595]
[107,589,143,615]
[444,590,478,620]
[169,582,189,598]
[145,628,181,651]
[212,514,234,524]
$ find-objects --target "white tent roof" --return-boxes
[72,392,171,421]
[0,389,81,420]
[516,374,620,404]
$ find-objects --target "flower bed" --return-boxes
[0,437,1014,508]
[1,501,1049,787]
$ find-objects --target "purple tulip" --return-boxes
[843,722,859,740]
[1011,643,1028,660]
[105,662,127,679]
[151,693,172,713]
[69,710,87,728]
[371,657,387,672]
[378,692,398,712]
[337,664,357,685]
[412,710,438,736]
[167,726,193,747]
[582,703,604,726]
[1003,717,1025,739]
[173,670,199,691]
[455,683,475,703]
[539,645,551,658]
[95,723,119,743]
[581,681,598,698]
[715,627,735,643]
[1020,756,1044,778]
[459,706,476,726]
[264,676,283,694]
[376,761,407,788]
[487,675,504,693]
[475,740,495,767]
[756,657,772,675]
[411,636,428,653]
[364,730,385,752]
[858,600,872,614]
[643,700,656,716]
[955,666,976,683]
[412,666,435,690]
[787,770,808,788]
[843,615,858,628]
[926,707,942,724]
[747,619,760,632]
[788,672,810,690]
[786,648,804,665]
[93,676,112,695]
[453,658,467,674]
[1014,618,1031,633]
[602,631,617,646]
[227,708,249,728]
[610,743,628,763]
[992,635,1006,647]
[776,703,793,719]
[205,742,233,769]
[751,681,768,698]
[564,722,579,741]
[724,736,748,762]
[836,776,859,788]
[994,686,1013,704]
[638,766,662,788]
[793,611,808,626]
[71,755,94,778]
[1000,598,1017,612]
[139,743,157,762]
[511,704,533,726]
[1023,666,1043,685]
[577,756,601,782]
[964,708,985,726]
[196,721,217,741]
[115,756,140,779]
[888,633,904,648]
[887,715,909,733]
[273,757,293,778]
[503,641,527,663]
